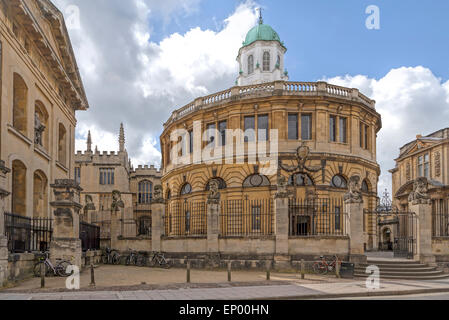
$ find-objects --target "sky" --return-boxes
[53,0,449,194]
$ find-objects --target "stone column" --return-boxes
[151,185,165,253]
[344,176,367,264]
[206,180,220,266]
[0,161,11,286]
[49,179,83,268]
[110,190,125,249]
[274,175,291,270]
[408,177,435,265]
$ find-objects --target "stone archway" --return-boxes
[380,226,393,251]
[33,170,48,218]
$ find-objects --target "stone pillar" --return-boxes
[409,202,435,264]
[110,190,125,249]
[344,176,367,264]
[0,161,11,286]
[207,201,219,254]
[49,179,83,268]
[274,175,291,269]
[151,203,165,253]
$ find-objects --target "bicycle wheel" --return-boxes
[101,255,109,264]
[312,262,328,275]
[113,253,122,265]
[56,261,73,277]
[34,262,48,277]
[137,255,147,267]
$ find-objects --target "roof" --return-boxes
[241,22,285,49]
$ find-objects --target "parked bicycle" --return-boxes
[125,249,147,267]
[149,252,170,268]
[102,247,121,265]
[33,252,73,277]
[312,255,341,275]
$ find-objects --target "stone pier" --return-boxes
[0,161,10,286]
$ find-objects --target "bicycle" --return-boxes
[125,249,147,266]
[149,252,170,268]
[102,247,121,265]
[312,255,341,275]
[33,252,73,278]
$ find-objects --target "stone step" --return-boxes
[358,263,429,270]
[366,259,420,265]
[355,266,437,273]
[354,273,449,281]
[355,269,443,277]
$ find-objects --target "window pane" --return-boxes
[263,52,270,71]
[301,114,312,140]
[339,117,347,143]
[288,114,298,140]
[258,115,269,141]
[206,123,216,147]
[244,116,255,142]
[248,55,254,74]
[219,121,227,146]
[364,125,369,150]
[359,123,364,148]
[330,116,336,142]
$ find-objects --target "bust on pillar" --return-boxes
[0,161,11,287]
[344,175,367,264]
[49,179,83,268]
[151,185,165,253]
[408,177,435,265]
[110,190,125,248]
[206,180,220,265]
[82,195,96,224]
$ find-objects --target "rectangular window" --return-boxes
[100,168,115,185]
[189,130,193,154]
[206,123,216,147]
[74,167,81,184]
[288,114,298,140]
[218,121,227,146]
[301,114,312,140]
[364,124,369,150]
[258,115,269,141]
[417,156,423,177]
[244,116,255,142]
[251,205,261,231]
[339,117,347,143]
[335,206,341,231]
[424,153,430,178]
[330,116,337,142]
[360,122,364,148]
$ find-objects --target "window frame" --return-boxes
[288,113,299,140]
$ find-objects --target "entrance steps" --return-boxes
[354,259,449,280]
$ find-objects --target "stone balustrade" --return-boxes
[163,80,376,128]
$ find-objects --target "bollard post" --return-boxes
[266,262,271,281]
[336,260,341,278]
[186,260,191,283]
[40,263,45,289]
[227,261,232,282]
[300,259,305,280]
[90,264,96,287]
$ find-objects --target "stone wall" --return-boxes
[6,253,36,284]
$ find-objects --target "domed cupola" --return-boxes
[236,11,288,86]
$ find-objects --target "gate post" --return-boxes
[274,176,291,270]
[49,179,83,268]
[344,176,367,264]
[151,186,165,253]
[408,177,435,265]
[206,180,220,264]
[0,161,10,286]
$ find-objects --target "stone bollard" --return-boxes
[40,263,45,289]
[336,260,341,278]
[227,261,232,282]
[90,264,96,287]
[186,261,191,283]
[300,259,305,280]
[266,262,271,281]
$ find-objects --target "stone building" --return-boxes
[0,0,88,218]
[391,128,449,209]
[74,124,162,246]
[160,16,382,258]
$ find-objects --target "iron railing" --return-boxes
[80,221,100,251]
[165,201,206,237]
[432,199,449,238]
[4,213,52,253]
[288,198,348,236]
[220,199,274,237]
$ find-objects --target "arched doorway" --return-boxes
[380,227,393,251]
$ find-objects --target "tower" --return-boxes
[119,123,125,153]
[236,10,288,86]
[86,130,92,153]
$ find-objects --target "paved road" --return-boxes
[332,292,449,300]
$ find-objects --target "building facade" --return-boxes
[0,0,88,219]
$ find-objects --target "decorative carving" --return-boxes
[34,112,46,146]
[406,162,411,181]
[435,152,441,177]
[344,176,363,204]
[408,177,431,205]
[275,174,292,199]
[111,190,124,212]
[279,143,324,174]
[152,185,165,204]
[207,179,221,204]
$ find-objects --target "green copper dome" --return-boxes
[242,23,285,48]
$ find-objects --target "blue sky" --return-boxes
[150,0,449,85]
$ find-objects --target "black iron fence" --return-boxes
[288,198,348,236]
[165,201,206,237]
[4,213,52,253]
[432,199,449,238]
[220,199,274,237]
[80,221,100,251]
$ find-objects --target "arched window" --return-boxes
[166,189,171,200]
[58,123,67,166]
[276,55,281,68]
[331,175,348,189]
[34,101,49,149]
[180,183,192,196]
[12,160,27,216]
[205,178,227,191]
[33,170,48,218]
[243,174,270,187]
[288,173,314,186]
[138,180,153,204]
[248,55,254,74]
[263,52,270,71]
[362,179,369,193]
[13,73,28,135]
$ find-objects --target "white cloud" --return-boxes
[325,66,449,195]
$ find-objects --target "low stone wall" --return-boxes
[288,236,350,258]
[6,253,37,283]
[218,237,275,255]
[114,237,152,252]
[161,237,207,253]
[81,250,103,267]
[432,238,449,263]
